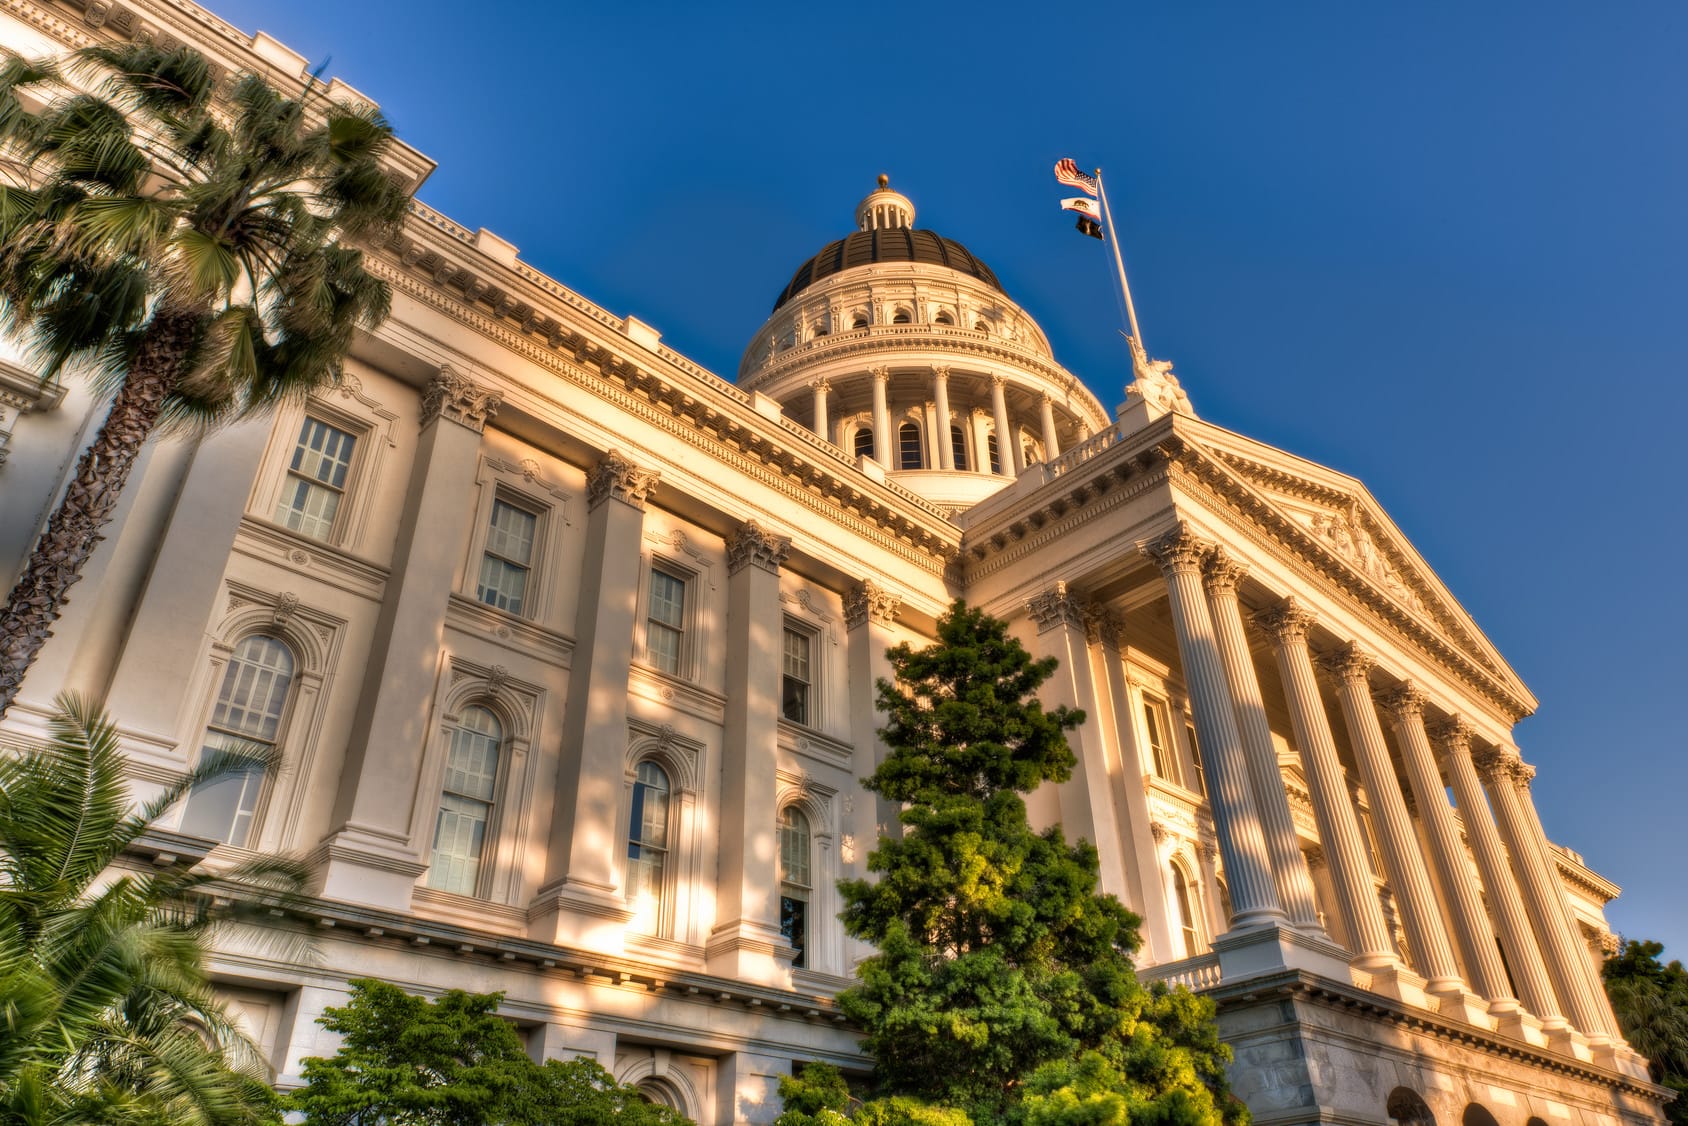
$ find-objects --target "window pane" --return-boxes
[211,637,294,742]
[950,426,968,471]
[648,623,681,675]
[898,422,923,469]
[853,428,874,459]
[180,749,265,847]
[780,895,808,968]
[1143,701,1173,781]
[429,792,490,894]
[444,707,501,801]
[477,555,529,614]
[988,434,1001,474]
[626,762,671,928]
[647,570,685,675]
[1185,722,1206,797]
[486,500,536,564]
[277,418,355,540]
[782,629,810,725]
[779,807,811,888]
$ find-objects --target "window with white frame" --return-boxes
[778,806,812,968]
[1142,695,1177,783]
[476,497,538,615]
[427,705,503,896]
[1172,861,1201,957]
[626,761,671,933]
[1184,720,1207,798]
[646,567,687,675]
[274,417,357,540]
[781,626,813,726]
[180,635,295,846]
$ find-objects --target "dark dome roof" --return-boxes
[771,228,1005,312]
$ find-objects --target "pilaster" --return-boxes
[843,579,901,968]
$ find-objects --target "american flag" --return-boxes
[1053,158,1098,197]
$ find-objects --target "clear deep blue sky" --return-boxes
[209,0,1687,954]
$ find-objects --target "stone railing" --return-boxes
[1136,952,1223,992]
[1042,422,1124,480]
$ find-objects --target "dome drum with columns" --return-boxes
[740,179,1110,512]
[0,13,1667,1118]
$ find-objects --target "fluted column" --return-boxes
[989,376,1015,476]
[810,377,830,443]
[1143,525,1283,928]
[1476,746,1615,1039]
[1325,646,1462,994]
[1039,393,1060,461]
[1202,552,1322,931]
[932,366,954,470]
[870,367,892,468]
[1433,719,1564,1027]
[1256,600,1396,967]
[1380,686,1514,1007]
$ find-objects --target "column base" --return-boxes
[1357,963,1429,1009]
[706,918,794,986]
[1212,921,1355,984]
[1426,980,1495,1028]
[312,827,427,912]
[527,878,635,952]
[1489,1001,1548,1047]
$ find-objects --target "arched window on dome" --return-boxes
[427,705,503,896]
[853,427,875,461]
[898,422,923,470]
[851,315,869,329]
[950,426,968,471]
[180,634,296,847]
[975,320,989,332]
[934,310,954,326]
[892,308,912,325]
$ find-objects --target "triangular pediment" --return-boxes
[1171,417,1536,717]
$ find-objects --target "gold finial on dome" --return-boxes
[856,175,914,232]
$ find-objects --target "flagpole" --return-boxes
[1094,168,1145,356]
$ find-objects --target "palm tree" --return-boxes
[0,42,409,716]
[0,694,306,1124]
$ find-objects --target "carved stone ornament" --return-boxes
[1427,716,1476,755]
[1082,603,1124,648]
[870,366,890,383]
[931,365,950,382]
[1254,597,1316,646]
[485,665,510,694]
[1124,336,1195,417]
[1303,505,1426,614]
[1025,580,1087,633]
[1321,641,1376,684]
[725,520,791,576]
[420,366,502,433]
[843,580,901,629]
[1377,683,1427,722]
[809,376,831,393]
[1599,930,1622,957]
[586,450,660,511]
[1150,820,1171,843]
[1471,745,1533,788]
[271,592,301,625]
[1141,523,1212,576]
[1202,546,1249,596]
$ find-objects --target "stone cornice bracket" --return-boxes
[843,580,901,630]
[1253,596,1316,646]
[1141,522,1212,576]
[421,366,502,433]
[1377,682,1427,722]
[1321,641,1376,685]
[1427,715,1476,755]
[1025,580,1088,634]
[725,520,791,576]
[587,449,660,512]
[1202,546,1249,596]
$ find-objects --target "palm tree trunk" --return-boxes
[0,307,201,718]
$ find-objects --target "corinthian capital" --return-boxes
[1427,716,1476,756]
[421,366,502,433]
[809,376,831,393]
[1142,522,1212,576]
[1026,581,1087,633]
[931,365,950,382]
[1321,642,1375,684]
[1377,683,1427,723]
[1202,546,1249,596]
[586,450,660,511]
[870,365,890,384]
[1471,745,1533,788]
[726,520,790,576]
[1254,597,1316,646]
[843,580,901,629]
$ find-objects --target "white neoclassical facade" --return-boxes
[0,4,1670,1125]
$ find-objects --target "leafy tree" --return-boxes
[1603,939,1688,1125]
[0,41,409,716]
[818,601,1243,1126]
[0,694,301,1125]
[289,978,694,1125]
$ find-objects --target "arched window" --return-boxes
[626,761,672,932]
[779,807,812,968]
[1172,862,1200,957]
[1386,1088,1436,1126]
[934,310,954,325]
[853,427,875,460]
[1463,1106,1500,1126]
[851,315,868,329]
[974,320,989,332]
[181,635,295,846]
[891,308,912,324]
[898,422,923,469]
[987,433,1002,474]
[428,706,502,896]
[949,426,968,471]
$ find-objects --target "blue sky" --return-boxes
[208,0,1687,956]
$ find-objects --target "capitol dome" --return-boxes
[740,177,1109,514]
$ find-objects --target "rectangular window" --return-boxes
[646,568,686,675]
[476,499,537,615]
[987,433,1002,474]
[782,627,812,726]
[275,417,357,540]
[1184,721,1207,797]
[950,426,968,471]
[1143,697,1176,782]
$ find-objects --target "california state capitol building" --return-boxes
[0,2,1671,1124]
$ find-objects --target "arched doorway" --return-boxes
[1387,1087,1436,1126]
